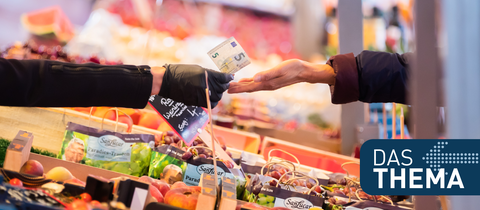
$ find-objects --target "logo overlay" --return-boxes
[361,139,480,195]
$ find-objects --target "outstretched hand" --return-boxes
[228,59,335,94]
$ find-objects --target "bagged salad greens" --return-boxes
[58,122,154,177]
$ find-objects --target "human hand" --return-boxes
[158,64,234,108]
[228,59,335,94]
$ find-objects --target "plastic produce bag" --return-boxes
[245,173,325,209]
[57,122,154,177]
[148,144,187,184]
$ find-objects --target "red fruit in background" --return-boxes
[68,199,90,210]
[73,107,96,114]
[19,160,44,177]
[150,185,164,203]
[241,202,268,210]
[170,181,187,190]
[138,176,154,184]
[314,186,322,194]
[93,107,116,121]
[271,207,291,210]
[164,186,201,210]
[138,112,162,129]
[80,193,92,202]
[270,171,281,180]
[64,178,86,187]
[9,178,23,186]
[90,200,101,206]
[152,179,170,197]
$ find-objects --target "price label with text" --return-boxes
[148,96,209,146]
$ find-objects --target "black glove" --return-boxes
[159,64,234,108]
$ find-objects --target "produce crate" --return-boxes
[261,137,360,176]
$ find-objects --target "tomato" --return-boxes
[90,200,101,206]
[69,199,90,210]
[9,178,23,186]
[80,193,92,202]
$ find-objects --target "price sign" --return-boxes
[148,95,209,146]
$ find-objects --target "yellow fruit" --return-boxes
[45,167,73,182]
[309,207,323,210]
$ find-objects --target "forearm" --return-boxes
[0,58,154,108]
[327,51,411,104]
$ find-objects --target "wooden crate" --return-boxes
[0,107,163,153]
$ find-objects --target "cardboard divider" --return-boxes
[261,137,359,176]
[212,125,261,154]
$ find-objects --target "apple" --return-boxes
[138,112,162,130]
[170,181,187,190]
[164,186,201,210]
[93,107,116,121]
[150,185,164,203]
[138,176,154,184]
[157,122,173,132]
[152,179,170,197]
[45,167,73,182]
[19,160,44,176]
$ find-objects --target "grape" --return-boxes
[166,131,175,136]
[196,148,204,154]
[170,143,178,147]
[50,55,57,60]
[221,144,227,151]
[192,140,198,146]
[199,154,207,159]
[334,189,345,195]
[339,178,347,185]
[252,184,262,195]
[226,151,232,158]
[268,180,277,187]
[182,151,193,160]
[299,180,307,187]
[223,160,234,169]
[306,182,313,189]
[266,196,274,203]
[328,197,336,204]
[247,175,252,179]
[270,171,281,180]
[257,197,267,205]
[173,136,180,143]
[164,136,172,145]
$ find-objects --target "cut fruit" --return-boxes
[21,6,75,42]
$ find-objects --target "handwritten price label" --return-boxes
[148,95,209,145]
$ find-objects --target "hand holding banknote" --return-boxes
[228,59,335,93]
[208,37,251,74]
[158,64,234,108]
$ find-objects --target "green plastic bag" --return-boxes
[148,145,187,184]
[58,122,154,177]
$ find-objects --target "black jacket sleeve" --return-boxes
[356,51,411,104]
[0,58,153,108]
[326,50,411,104]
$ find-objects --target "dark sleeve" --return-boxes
[0,58,153,108]
[326,50,411,104]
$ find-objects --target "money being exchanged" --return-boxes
[207,37,251,74]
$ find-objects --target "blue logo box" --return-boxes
[361,139,480,195]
